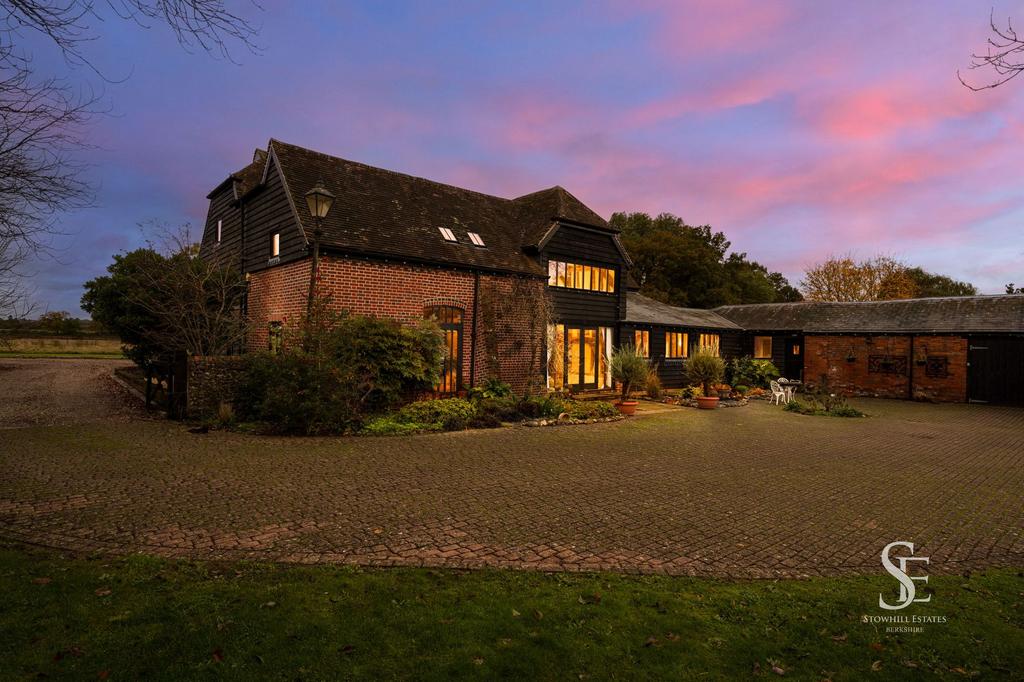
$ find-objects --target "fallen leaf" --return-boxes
[212,648,224,663]
[32,577,52,585]
[511,609,521,618]
[261,601,277,609]
[901,660,919,668]
[951,667,970,676]
[869,642,884,651]
[831,633,848,642]
[533,609,543,621]
[94,587,112,597]
[643,636,659,648]
[473,657,484,666]
[871,660,882,672]
[771,664,786,675]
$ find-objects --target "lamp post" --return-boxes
[304,179,335,316]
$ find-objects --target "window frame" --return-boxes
[665,331,688,359]
[699,333,721,356]
[438,226,458,242]
[545,260,617,294]
[216,219,222,243]
[467,231,485,247]
[271,232,280,257]
[634,329,650,357]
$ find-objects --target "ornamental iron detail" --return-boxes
[925,355,949,378]
[868,355,908,375]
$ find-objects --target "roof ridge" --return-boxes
[269,138,517,205]
[718,294,1024,309]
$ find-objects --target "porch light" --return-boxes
[304,179,335,219]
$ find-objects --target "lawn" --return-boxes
[0,335,124,359]
[2,545,1021,680]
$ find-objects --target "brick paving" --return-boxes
[1,359,1023,578]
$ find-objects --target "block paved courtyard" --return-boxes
[2,358,1022,578]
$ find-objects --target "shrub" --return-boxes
[734,385,750,395]
[473,396,521,422]
[235,308,445,435]
[645,368,663,399]
[361,415,438,436]
[685,348,725,397]
[566,400,618,419]
[784,397,865,418]
[517,395,566,419]
[394,398,477,431]
[610,345,649,400]
[467,378,513,400]
[468,413,503,429]
[727,356,780,388]
[682,385,702,400]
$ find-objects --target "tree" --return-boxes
[801,255,917,302]
[82,228,247,370]
[611,212,801,308]
[960,12,1024,90]
[1007,284,1023,295]
[0,1,260,315]
[38,310,82,335]
[905,268,977,298]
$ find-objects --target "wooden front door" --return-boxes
[968,336,1024,405]
[784,336,804,380]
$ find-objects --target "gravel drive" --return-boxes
[0,358,135,429]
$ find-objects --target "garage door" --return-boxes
[968,336,1024,406]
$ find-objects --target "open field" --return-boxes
[0,335,124,358]
[2,545,1021,680]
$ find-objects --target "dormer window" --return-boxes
[438,227,457,242]
[467,232,485,247]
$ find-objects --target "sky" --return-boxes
[17,0,1024,315]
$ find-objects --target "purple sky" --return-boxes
[22,0,1024,315]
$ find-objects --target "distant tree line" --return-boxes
[799,255,978,302]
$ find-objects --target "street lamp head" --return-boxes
[304,179,335,220]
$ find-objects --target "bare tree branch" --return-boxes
[959,10,1024,91]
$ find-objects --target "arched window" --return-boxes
[424,305,463,394]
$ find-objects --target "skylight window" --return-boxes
[467,232,485,247]
[438,227,457,242]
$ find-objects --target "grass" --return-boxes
[0,335,124,358]
[2,545,1021,680]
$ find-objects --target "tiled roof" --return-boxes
[263,139,609,276]
[626,293,742,330]
[715,296,1024,333]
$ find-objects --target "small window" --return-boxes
[271,233,280,257]
[268,322,283,354]
[665,332,688,359]
[634,330,649,357]
[467,231,485,247]
[792,344,801,356]
[216,219,222,243]
[438,227,457,242]
[754,336,772,359]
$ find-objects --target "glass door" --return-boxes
[549,325,612,391]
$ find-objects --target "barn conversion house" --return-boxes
[200,139,1024,406]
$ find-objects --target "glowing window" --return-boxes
[634,330,650,357]
[438,227,457,242]
[665,332,688,359]
[271,233,280,257]
[699,334,720,356]
[216,219,222,243]
[467,232,485,247]
[754,336,772,359]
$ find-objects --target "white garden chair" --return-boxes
[770,380,788,405]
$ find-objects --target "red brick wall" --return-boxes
[804,335,966,402]
[245,256,545,393]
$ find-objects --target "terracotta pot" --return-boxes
[696,396,720,410]
[615,400,638,416]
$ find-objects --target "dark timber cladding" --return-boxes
[542,224,626,327]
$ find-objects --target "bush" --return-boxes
[361,415,439,436]
[565,400,618,419]
[516,395,566,419]
[645,368,663,399]
[473,396,521,422]
[685,348,725,397]
[468,413,503,429]
[727,356,780,388]
[783,397,865,418]
[611,345,650,400]
[235,308,445,435]
[467,378,512,400]
[394,398,477,431]
[682,385,702,400]
[734,385,750,395]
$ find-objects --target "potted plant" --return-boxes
[610,345,649,416]
[714,382,731,399]
[686,348,726,410]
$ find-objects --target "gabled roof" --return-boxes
[715,296,1024,334]
[626,293,741,330]
[246,139,610,277]
[514,186,613,248]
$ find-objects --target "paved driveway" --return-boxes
[1,359,1022,578]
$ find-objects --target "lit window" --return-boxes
[754,336,772,359]
[634,330,649,357]
[665,332,688,359]
[699,334,720,356]
[271,233,280,257]
[438,227,457,242]
[467,231,485,247]
[545,260,616,293]
[217,219,222,243]
[792,344,801,356]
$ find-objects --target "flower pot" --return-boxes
[717,389,730,399]
[615,400,638,416]
[696,396,720,410]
